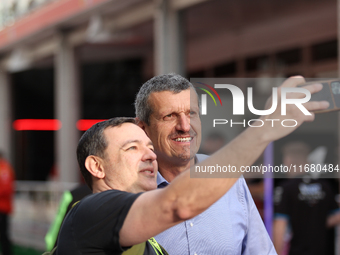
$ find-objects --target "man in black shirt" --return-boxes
[56,118,171,255]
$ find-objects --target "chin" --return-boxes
[143,186,157,192]
[140,183,158,192]
[176,152,195,161]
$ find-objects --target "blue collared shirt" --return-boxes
[155,154,277,255]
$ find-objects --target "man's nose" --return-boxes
[176,114,190,132]
[142,147,157,162]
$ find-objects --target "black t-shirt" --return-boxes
[274,178,339,255]
[55,189,161,255]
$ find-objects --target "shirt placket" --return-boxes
[186,215,202,255]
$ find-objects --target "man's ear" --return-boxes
[85,155,105,179]
[135,117,146,130]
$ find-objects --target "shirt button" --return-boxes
[190,222,194,227]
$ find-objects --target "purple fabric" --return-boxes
[263,142,274,238]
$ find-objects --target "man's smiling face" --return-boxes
[143,88,201,165]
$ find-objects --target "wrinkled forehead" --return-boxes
[148,88,199,110]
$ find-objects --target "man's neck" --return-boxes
[158,157,195,183]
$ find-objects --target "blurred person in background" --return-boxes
[273,141,340,255]
[0,151,15,255]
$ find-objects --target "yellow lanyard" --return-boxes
[148,237,165,255]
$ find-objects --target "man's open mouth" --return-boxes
[140,168,155,175]
[173,137,193,142]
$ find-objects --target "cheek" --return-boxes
[152,125,170,143]
[158,129,174,150]
[120,156,136,175]
[192,125,201,138]
[191,117,201,129]
[147,124,162,139]
[152,161,158,173]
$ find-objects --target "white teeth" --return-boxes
[174,137,192,142]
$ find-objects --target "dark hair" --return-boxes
[135,73,196,125]
[77,117,136,190]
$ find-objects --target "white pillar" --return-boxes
[0,68,12,161]
[54,32,80,183]
[154,0,186,76]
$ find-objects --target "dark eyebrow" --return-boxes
[121,140,140,148]
[121,139,154,148]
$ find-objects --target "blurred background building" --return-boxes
[0,0,339,253]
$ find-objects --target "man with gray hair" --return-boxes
[135,73,327,254]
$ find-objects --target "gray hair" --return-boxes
[77,117,136,190]
[135,73,196,125]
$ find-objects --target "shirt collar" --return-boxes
[156,155,198,187]
[157,171,168,186]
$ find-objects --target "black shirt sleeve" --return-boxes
[274,183,290,219]
[57,189,142,254]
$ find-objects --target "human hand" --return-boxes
[260,76,329,142]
